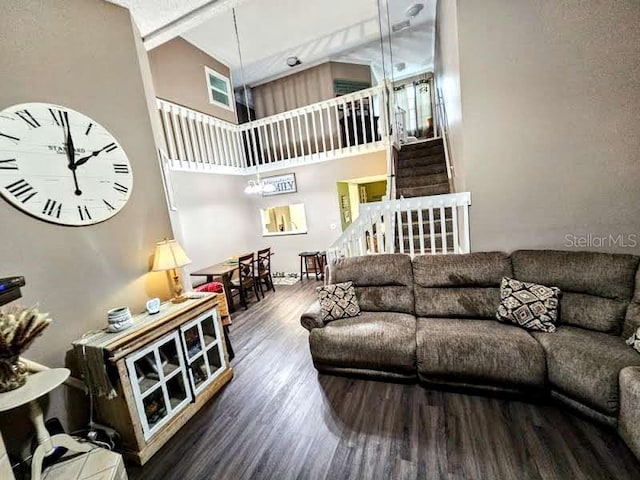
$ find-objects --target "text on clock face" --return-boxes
[0,103,133,226]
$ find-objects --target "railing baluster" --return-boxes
[284,116,292,160]
[418,208,425,255]
[268,123,277,163]
[319,106,327,155]
[236,128,247,168]
[201,119,214,166]
[397,210,405,254]
[440,205,447,254]
[327,105,335,152]
[376,210,384,253]
[304,110,312,158]
[452,204,459,254]
[368,94,375,143]
[360,98,366,146]
[179,111,193,163]
[276,120,285,161]
[351,100,357,147]
[296,115,304,157]
[342,100,351,149]
[429,207,436,254]
[210,122,222,166]
[311,108,319,156]
[463,203,470,253]
[250,126,259,167]
[255,125,264,165]
[334,103,343,150]
[159,102,177,161]
[407,208,415,257]
[194,114,206,167]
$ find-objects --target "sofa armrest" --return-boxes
[619,366,640,461]
[300,301,325,331]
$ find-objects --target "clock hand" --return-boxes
[74,143,114,167]
[63,112,82,196]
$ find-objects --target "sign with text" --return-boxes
[262,173,297,196]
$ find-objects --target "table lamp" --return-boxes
[152,239,192,303]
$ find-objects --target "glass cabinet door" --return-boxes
[179,309,227,396]
[125,331,192,440]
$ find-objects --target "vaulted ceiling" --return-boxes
[108,0,436,87]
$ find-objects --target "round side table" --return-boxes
[0,368,92,480]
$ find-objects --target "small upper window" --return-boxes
[204,66,233,111]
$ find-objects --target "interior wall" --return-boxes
[248,151,387,274]
[170,151,387,277]
[148,37,238,123]
[438,0,640,255]
[169,172,257,277]
[434,0,465,191]
[0,0,173,449]
[252,62,372,118]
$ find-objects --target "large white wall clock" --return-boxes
[0,102,133,226]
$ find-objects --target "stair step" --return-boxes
[400,218,453,235]
[397,152,446,169]
[396,172,449,189]
[396,163,446,178]
[398,182,451,198]
[400,138,444,153]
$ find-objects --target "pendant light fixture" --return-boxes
[232,8,276,196]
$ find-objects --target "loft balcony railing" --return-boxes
[157,84,391,175]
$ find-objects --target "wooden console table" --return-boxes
[73,295,233,465]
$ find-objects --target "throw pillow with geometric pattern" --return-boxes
[626,327,640,354]
[317,281,361,323]
[496,277,561,333]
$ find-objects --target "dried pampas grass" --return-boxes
[0,305,52,358]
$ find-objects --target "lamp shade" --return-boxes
[152,239,191,271]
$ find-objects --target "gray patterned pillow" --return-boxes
[627,327,640,354]
[317,281,361,322]
[496,277,561,332]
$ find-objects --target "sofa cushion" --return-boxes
[309,311,416,374]
[329,254,414,314]
[624,303,640,339]
[413,252,512,319]
[531,326,640,416]
[496,277,561,332]
[512,250,639,334]
[416,318,546,388]
[317,281,360,322]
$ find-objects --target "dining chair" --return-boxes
[230,253,261,310]
[257,247,275,296]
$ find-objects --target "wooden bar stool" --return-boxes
[299,251,321,281]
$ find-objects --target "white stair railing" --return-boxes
[327,192,471,262]
[157,84,388,175]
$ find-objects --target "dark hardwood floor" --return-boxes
[129,282,640,480]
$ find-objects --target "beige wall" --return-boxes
[170,151,387,276]
[253,62,372,118]
[148,37,237,123]
[437,0,640,255]
[434,0,465,191]
[248,151,387,274]
[0,0,173,448]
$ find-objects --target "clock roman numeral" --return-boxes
[105,143,118,153]
[5,179,36,203]
[42,199,62,219]
[85,123,93,135]
[113,183,128,194]
[15,110,40,128]
[0,159,17,170]
[49,108,66,128]
[0,132,20,143]
[113,164,129,174]
[103,199,115,211]
[77,205,91,221]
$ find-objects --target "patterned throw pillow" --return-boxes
[496,277,561,332]
[627,327,640,354]
[317,281,361,323]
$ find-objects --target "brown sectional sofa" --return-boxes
[300,250,640,459]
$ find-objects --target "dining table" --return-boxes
[191,259,239,312]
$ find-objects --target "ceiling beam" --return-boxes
[143,0,248,51]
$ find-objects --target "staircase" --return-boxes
[395,138,450,198]
[393,137,455,252]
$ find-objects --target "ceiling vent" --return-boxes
[406,3,424,18]
[392,20,411,33]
